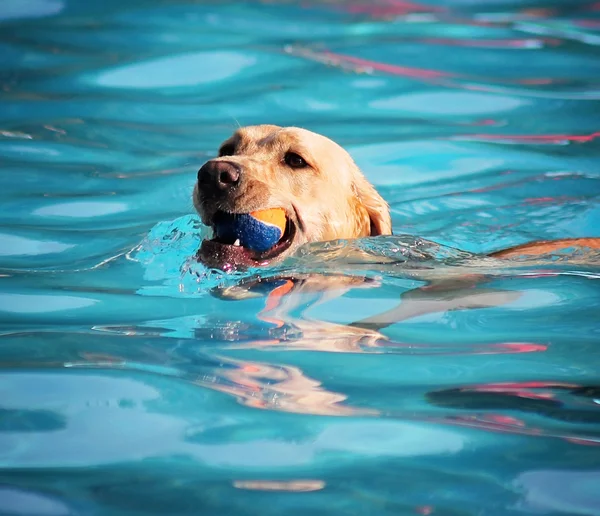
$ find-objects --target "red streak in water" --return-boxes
[575,19,600,28]
[421,37,558,48]
[484,414,526,426]
[344,0,444,16]
[440,415,599,446]
[465,381,580,400]
[517,78,556,85]
[321,51,451,79]
[467,131,600,144]
[493,342,547,353]
[445,414,542,436]
[482,381,576,389]
[524,196,560,204]
[564,437,600,446]
[375,340,546,355]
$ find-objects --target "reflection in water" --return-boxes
[232,480,326,492]
[429,382,600,426]
[208,270,525,350]
[180,239,596,417]
[194,354,369,416]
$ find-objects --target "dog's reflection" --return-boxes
[192,270,521,415]
[197,353,373,416]
[209,270,520,349]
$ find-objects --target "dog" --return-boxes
[194,124,600,271]
[193,124,392,269]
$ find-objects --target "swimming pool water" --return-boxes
[1,0,600,514]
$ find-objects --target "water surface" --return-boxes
[1,1,600,515]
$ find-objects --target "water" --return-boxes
[1,0,600,514]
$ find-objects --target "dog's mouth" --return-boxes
[198,210,298,270]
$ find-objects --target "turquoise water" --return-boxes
[2,0,600,514]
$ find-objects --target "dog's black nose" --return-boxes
[197,160,241,192]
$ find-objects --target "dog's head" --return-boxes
[193,125,392,269]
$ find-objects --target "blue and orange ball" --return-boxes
[213,208,287,252]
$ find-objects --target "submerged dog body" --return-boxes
[193,125,391,269]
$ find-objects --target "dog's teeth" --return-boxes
[233,239,241,247]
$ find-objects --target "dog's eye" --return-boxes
[284,152,308,169]
[218,143,235,157]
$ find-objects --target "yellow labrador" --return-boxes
[194,124,391,269]
[194,124,600,270]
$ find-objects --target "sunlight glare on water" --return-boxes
[1,0,600,515]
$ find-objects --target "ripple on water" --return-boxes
[1,1,600,515]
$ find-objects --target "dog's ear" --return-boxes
[353,174,392,236]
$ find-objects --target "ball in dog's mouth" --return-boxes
[197,209,297,270]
